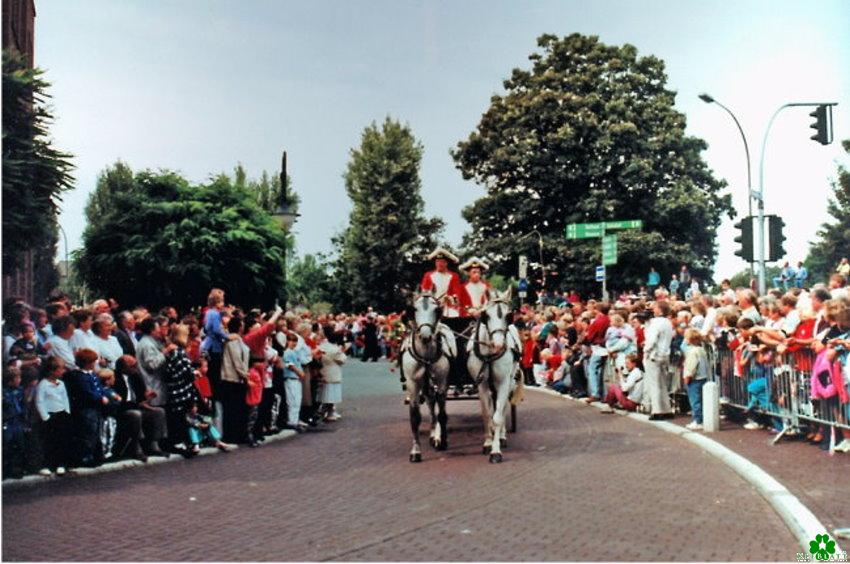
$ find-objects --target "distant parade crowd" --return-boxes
[3,253,850,479]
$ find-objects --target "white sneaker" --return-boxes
[685,422,703,431]
[38,468,52,477]
[743,420,762,430]
[56,467,66,476]
[834,439,850,453]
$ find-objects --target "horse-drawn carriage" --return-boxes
[399,288,522,463]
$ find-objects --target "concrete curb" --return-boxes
[1,429,298,492]
[526,386,843,554]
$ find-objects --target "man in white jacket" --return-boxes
[643,301,674,420]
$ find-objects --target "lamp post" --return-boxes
[698,93,754,278]
[271,151,299,309]
[516,229,546,289]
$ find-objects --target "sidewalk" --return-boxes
[667,414,850,535]
[1,429,298,491]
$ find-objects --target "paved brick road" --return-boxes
[3,361,799,561]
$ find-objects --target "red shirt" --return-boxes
[194,369,212,399]
[245,367,264,406]
[521,340,537,368]
[546,354,563,370]
[584,314,610,346]
[243,322,276,361]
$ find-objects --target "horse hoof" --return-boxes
[410,453,422,463]
[437,440,447,451]
[489,453,503,464]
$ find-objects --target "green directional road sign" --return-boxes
[603,219,643,230]
[565,222,605,239]
[602,234,618,265]
[566,219,642,239]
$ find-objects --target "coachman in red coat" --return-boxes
[420,248,463,319]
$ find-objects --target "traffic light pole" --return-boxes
[757,102,835,295]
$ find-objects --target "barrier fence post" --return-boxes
[703,381,720,432]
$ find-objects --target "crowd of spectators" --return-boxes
[516,263,850,453]
[1,289,363,480]
[4,260,849,478]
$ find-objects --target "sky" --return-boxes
[34,0,850,282]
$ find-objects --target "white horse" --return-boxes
[467,288,521,463]
[400,291,457,463]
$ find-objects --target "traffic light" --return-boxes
[768,215,786,262]
[734,216,754,263]
[809,105,830,145]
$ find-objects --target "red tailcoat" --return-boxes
[420,270,463,317]
[459,280,492,317]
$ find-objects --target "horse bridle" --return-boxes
[413,293,442,338]
[473,298,511,365]
[408,293,445,367]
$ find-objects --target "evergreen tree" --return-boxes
[805,140,850,284]
[334,117,444,311]
[2,51,74,297]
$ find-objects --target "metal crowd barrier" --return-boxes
[591,343,849,439]
[687,344,850,439]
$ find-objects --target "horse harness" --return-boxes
[405,293,449,395]
[470,299,519,386]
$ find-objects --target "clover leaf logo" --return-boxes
[809,533,836,561]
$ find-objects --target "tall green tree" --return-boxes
[334,117,444,311]
[2,50,74,295]
[452,34,733,297]
[287,253,334,307]
[806,139,850,284]
[76,164,290,310]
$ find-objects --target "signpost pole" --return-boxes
[601,227,607,301]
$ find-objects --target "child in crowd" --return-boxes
[245,357,264,447]
[185,402,230,454]
[35,356,71,475]
[3,367,29,479]
[9,322,45,377]
[257,343,279,437]
[520,328,538,387]
[97,369,122,460]
[193,357,213,414]
[682,329,710,430]
[602,353,643,412]
[283,333,307,431]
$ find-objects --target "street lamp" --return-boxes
[699,93,754,278]
[270,151,299,309]
[516,229,546,288]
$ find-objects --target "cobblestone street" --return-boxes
[3,360,800,561]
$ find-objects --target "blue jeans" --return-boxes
[587,353,605,399]
[687,379,706,424]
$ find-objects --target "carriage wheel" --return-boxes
[510,403,517,433]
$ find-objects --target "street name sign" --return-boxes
[565,222,605,239]
[565,219,642,240]
[602,234,618,265]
